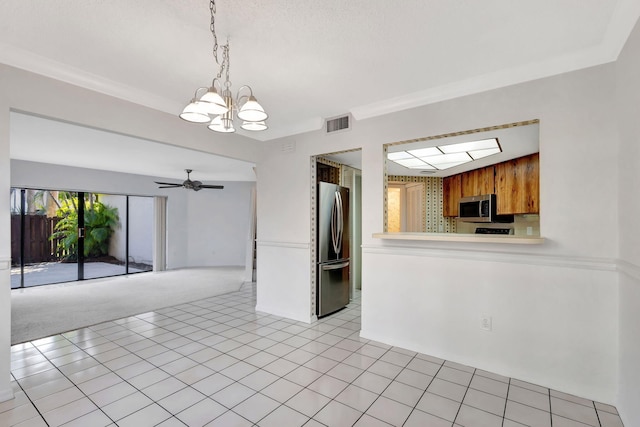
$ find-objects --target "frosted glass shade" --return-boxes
[237,96,268,122]
[179,101,211,123]
[200,88,229,115]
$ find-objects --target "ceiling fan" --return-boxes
[155,169,224,191]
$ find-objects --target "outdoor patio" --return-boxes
[11,261,148,289]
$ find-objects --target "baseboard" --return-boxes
[0,386,14,403]
[255,304,313,324]
[618,259,640,282]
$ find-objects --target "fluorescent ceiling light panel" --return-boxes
[422,152,471,165]
[408,163,437,170]
[469,147,501,160]
[407,147,441,157]
[433,160,472,170]
[387,151,413,160]
[394,158,428,168]
[387,137,502,171]
[439,138,499,154]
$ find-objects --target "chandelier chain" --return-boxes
[210,0,219,65]
[224,45,230,86]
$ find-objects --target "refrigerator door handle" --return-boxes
[331,191,342,256]
[321,261,350,271]
[336,191,343,254]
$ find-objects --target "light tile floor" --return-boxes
[2,283,625,426]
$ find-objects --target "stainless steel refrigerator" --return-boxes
[317,182,350,317]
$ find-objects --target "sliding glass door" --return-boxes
[10,188,154,288]
[10,189,79,288]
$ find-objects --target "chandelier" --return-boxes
[179,0,268,132]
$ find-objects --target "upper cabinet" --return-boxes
[461,166,495,198]
[495,153,539,215]
[442,153,539,217]
[443,175,461,217]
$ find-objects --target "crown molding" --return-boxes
[0,43,180,117]
[350,44,614,121]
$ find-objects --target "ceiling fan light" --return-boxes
[208,116,236,133]
[241,120,268,131]
[179,100,211,123]
[199,87,229,114]
[237,96,268,122]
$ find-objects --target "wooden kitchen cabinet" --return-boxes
[461,166,495,198]
[495,153,539,214]
[443,174,461,217]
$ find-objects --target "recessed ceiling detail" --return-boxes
[388,138,501,171]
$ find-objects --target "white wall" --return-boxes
[127,196,154,266]
[186,181,254,267]
[103,195,154,266]
[615,17,640,427]
[0,99,13,401]
[11,160,253,269]
[256,62,621,406]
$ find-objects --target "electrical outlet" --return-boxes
[480,315,492,331]
[526,226,533,235]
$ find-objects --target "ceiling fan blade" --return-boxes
[158,185,182,188]
[199,185,224,189]
[154,181,180,185]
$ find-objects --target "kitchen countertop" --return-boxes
[372,232,545,244]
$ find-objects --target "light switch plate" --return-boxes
[480,314,492,331]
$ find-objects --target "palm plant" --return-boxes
[51,193,119,260]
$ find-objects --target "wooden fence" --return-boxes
[10,215,61,265]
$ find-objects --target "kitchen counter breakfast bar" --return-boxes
[373,232,545,244]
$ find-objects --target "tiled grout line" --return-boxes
[549,385,553,427]
[20,338,118,426]
[8,285,621,427]
[452,367,476,425]
[593,401,602,427]
[16,308,490,427]
[15,295,245,425]
[391,353,445,426]
[7,372,51,427]
[502,378,512,427]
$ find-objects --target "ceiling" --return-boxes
[9,112,256,182]
[1,1,638,145]
[1,2,638,181]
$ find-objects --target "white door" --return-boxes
[405,183,423,232]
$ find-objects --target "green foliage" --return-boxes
[51,193,120,260]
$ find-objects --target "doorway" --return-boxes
[387,182,425,232]
[310,149,363,317]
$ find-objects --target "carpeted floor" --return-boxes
[11,266,246,345]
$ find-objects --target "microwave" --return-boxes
[458,194,514,223]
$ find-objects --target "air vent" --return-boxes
[325,114,351,134]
